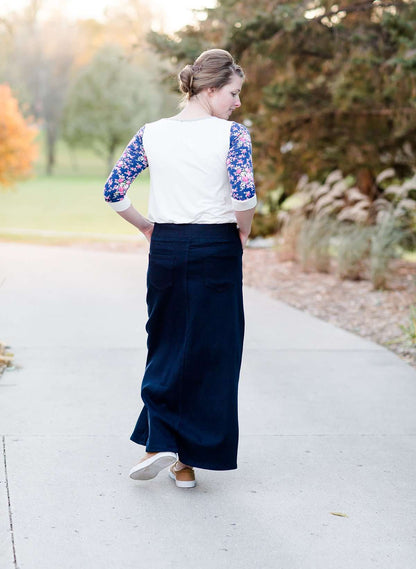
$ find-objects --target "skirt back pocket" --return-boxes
[203,255,238,292]
[148,253,174,290]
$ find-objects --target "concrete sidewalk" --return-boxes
[1,241,415,569]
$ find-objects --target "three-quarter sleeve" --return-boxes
[103,125,149,211]
[226,122,257,211]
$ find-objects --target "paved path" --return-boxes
[1,242,415,569]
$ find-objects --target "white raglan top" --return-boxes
[104,116,257,224]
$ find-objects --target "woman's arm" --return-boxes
[226,122,257,249]
[116,204,154,243]
[104,126,149,217]
[235,207,256,248]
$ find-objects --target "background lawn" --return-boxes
[0,135,150,241]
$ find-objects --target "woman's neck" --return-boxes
[171,97,213,120]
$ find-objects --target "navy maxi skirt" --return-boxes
[130,222,245,470]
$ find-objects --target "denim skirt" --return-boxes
[130,222,245,470]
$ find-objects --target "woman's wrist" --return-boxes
[139,218,154,233]
[116,204,153,232]
[140,221,154,243]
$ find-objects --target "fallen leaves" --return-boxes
[0,341,14,375]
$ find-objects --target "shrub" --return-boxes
[336,224,373,280]
[251,212,280,238]
[278,212,305,262]
[399,305,416,346]
[370,212,407,289]
[298,216,335,273]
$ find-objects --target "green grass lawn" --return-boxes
[1,136,150,241]
[1,173,150,236]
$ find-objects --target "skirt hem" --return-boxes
[130,436,238,471]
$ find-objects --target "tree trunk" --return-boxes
[45,123,56,176]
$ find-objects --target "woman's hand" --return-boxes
[142,224,154,243]
[235,207,255,251]
[115,205,154,243]
[239,232,249,250]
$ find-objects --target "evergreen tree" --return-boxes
[147,0,416,204]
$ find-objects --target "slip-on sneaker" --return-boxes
[169,461,196,488]
[129,452,177,480]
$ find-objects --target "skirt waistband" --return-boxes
[152,222,238,241]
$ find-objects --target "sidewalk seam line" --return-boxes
[2,436,18,569]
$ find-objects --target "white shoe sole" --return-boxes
[169,469,197,488]
[129,452,177,480]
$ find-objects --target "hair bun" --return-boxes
[178,64,194,95]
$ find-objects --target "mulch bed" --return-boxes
[242,248,416,370]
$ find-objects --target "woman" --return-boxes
[104,48,256,489]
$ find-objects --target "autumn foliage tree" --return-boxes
[0,84,38,188]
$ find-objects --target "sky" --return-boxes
[0,0,217,33]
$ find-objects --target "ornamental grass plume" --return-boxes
[336,223,373,280]
[297,215,336,273]
[370,212,407,290]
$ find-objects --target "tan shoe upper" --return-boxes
[171,461,195,483]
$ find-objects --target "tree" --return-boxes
[62,44,164,173]
[0,0,176,175]
[147,0,416,200]
[0,2,76,175]
[0,84,38,187]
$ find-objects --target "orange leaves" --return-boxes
[0,84,38,188]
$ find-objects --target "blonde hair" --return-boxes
[178,49,244,103]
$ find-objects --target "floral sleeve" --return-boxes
[103,125,149,211]
[226,122,257,211]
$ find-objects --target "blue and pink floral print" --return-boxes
[104,126,148,204]
[226,122,256,203]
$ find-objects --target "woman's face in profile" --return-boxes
[209,75,243,120]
